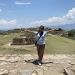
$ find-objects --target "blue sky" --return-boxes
[0,0,75,29]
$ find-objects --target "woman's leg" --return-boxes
[39,45,45,61]
[36,44,45,61]
[36,45,40,60]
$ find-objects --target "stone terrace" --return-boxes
[0,54,75,75]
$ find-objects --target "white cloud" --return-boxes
[15,1,31,5]
[0,9,2,12]
[8,19,17,25]
[0,19,17,25]
[31,7,75,26]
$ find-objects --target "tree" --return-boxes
[68,29,75,37]
[58,28,63,31]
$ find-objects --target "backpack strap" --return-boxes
[35,32,43,45]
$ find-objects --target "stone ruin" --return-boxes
[0,54,75,75]
[11,32,36,45]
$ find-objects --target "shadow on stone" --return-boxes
[25,59,53,65]
[25,59,39,65]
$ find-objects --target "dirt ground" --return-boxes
[0,54,75,75]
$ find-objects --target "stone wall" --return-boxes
[11,32,36,45]
[11,37,36,45]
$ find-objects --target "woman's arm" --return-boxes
[45,30,50,34]
[45,30,52,34]
[44,30,51,36]
[24,30,37,34]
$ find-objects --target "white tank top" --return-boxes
[34,31,48,45]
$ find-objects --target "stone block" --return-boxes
[20,68,44,75]
[0,69,8,75]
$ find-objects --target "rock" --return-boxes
[43,55,51,59]
[9,69,18,75]
[45,62,52,66]
[5,55,11,58]
[71,55,75,58]
[0,57,6,61]
[0,54,75,75]
[0,69,8,75]
[63,68,69,75]
[33,68,44,75]
[0,55,3,57]
[20,68,44,75]
[44,66,64,75]
[70,65,75,72]
[7,56,20,63]
[20,69,33,75]
[0,62,7,66]
[69,60,75,65]
[31,70,38,75]
[23,54,34,61]
[40,66,48,71]
[66,60,71,64]
[63,68,75,75]
[11,54,18,57]
[54,55,68,59]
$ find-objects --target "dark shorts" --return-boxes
[36,44,45,61]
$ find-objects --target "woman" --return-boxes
[26,25,48,65]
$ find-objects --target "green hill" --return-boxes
[45,34,75,54]
[0,33,75,54]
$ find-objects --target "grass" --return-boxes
[0,33,75,54]
[0,33,23,45]
[45,34,75,54]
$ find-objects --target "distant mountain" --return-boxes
[0,23,75,31]
[0,30,6,32]
[47,24,75,30]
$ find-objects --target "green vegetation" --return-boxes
[0,32,30,54]
[0,32,75,54]
[68,29,75,37]
[45,34,75,54]
[66,29,75,40]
